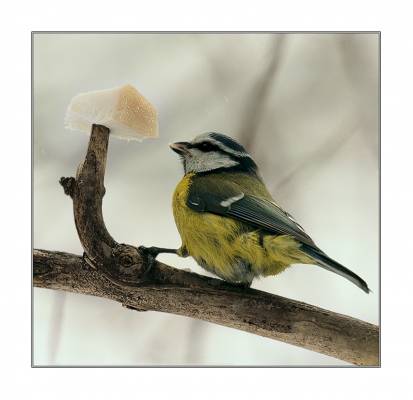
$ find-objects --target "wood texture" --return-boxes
[33,124,379,366]
[33,249,379,365]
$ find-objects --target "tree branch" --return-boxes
[33,249,378,366]
[34,123,379,366]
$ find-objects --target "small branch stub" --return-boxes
[59,177,76,198]
[105,244,149,285]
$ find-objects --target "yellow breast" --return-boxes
[172,174,241,279]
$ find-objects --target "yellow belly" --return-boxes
[172,174,314,283]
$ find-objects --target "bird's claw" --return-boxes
[138,246,161,258]
[138,246,159,277]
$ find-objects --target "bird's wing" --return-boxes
[187,176,371,293]
[187,178,317,249]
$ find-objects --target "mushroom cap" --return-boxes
[65,84,158,140]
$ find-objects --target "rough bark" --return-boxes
[33,249,378,366]
[33,124,379,366]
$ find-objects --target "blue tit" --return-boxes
[142,132,370,293]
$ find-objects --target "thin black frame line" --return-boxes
[34,364,379,368]
[32,30,381,34]
[31,31,34,368]
[378,31,381,367]
[31,31,381,368]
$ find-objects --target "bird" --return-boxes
[140,132,370,293]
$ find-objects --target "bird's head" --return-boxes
[170,132,258,175]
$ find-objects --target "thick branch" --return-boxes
[34,249,378,366]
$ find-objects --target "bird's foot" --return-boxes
[138,246,178,258]
[138,246,178,275]
[138,246,158,276]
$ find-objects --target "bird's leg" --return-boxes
[139,246,178,257]
[138,246,179,275]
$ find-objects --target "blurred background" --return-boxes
[33,32,379,366]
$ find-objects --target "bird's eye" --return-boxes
[199,142,216,152]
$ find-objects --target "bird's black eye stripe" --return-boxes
[210,133,247,153]
[193,141,220,152]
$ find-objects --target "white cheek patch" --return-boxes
[184,150,239,173]
[220,193,244,207]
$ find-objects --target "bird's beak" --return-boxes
[169,141,191,156]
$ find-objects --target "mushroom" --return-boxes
[60,84,159,277]
[64,84,158,140]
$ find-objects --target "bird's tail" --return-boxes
[301,244,370,294]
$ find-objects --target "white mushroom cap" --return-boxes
[65,84,158,140]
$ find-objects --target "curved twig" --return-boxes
[59,124,149,286]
